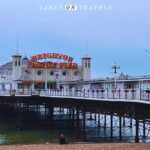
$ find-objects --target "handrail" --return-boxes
[0,88,150,101]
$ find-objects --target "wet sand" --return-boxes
[0,143,150,150]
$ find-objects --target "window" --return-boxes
[74,71,79,76]
[126,84,132,89]
[25,69,30,74]
[37,70,42,75]
[15,61,17,66]
[50,71,54,76]
[85,63,87,68]
[62,71,66,76]
[18,61,20,66]
[88,62,90,68]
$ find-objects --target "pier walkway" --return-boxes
[0,88,150,104]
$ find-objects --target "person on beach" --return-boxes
[59,133,66,144]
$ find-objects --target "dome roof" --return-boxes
[82,55,91,59]
[22,55,29,65]
[12,52,22,57]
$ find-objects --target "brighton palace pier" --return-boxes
[0,52,150,95]
[0,52,91,91]
[1,52,150,143]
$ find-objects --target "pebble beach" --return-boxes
[0,143,150,150]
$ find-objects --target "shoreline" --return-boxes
[0,143,150,150]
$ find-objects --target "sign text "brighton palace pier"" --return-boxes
[27,53,78,69]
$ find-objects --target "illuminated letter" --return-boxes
[47,53,51,58]
[51,53,58,59]
[43,53,47,59]
[72,63,78,69]
[37,54,43,60]
[65,63,71,69]
[68,57,73,62]
[63,55,68,61]
[59,63,64,69]
[52,63,57,69]
[31,56,37,61]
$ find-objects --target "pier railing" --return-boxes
[0,88,150,101]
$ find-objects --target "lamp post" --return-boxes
[112,61,120,89]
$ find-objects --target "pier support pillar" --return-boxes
[119,116,122,141]
[16,99,21,130]
[71,107,75,128]
[48,106,53,130]
[60,107,62,120]
[130,117,132,127]
[104,114,107,128]
[110,113,113,140]
[104,114,107,137]
[135,118,139,143]
[94,113,96,121]
[83,111,86,141]
[123,117,126,127]
[98,113,100,128]
[69,108,72,120]
[76,108,80,139]
[0,99,4,118]
[44,104,47,120]
[143,119,146,139]
[90,113,92,120]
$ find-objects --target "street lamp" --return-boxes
[112,61,120,89]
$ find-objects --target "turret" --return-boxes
[12,52,22,89]
[82,55,91,81]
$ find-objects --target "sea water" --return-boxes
[0,107,149,144]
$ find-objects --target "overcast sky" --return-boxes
[0,0,150,78]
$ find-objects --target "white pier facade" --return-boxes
[0,52,150,102]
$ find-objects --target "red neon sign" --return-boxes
[27,53,78,69]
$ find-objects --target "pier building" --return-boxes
[0,52,150,92]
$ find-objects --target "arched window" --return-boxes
[37,70,42,75]
[15,61,17,66]
[62,71,66,76]
[50,71,54,76]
